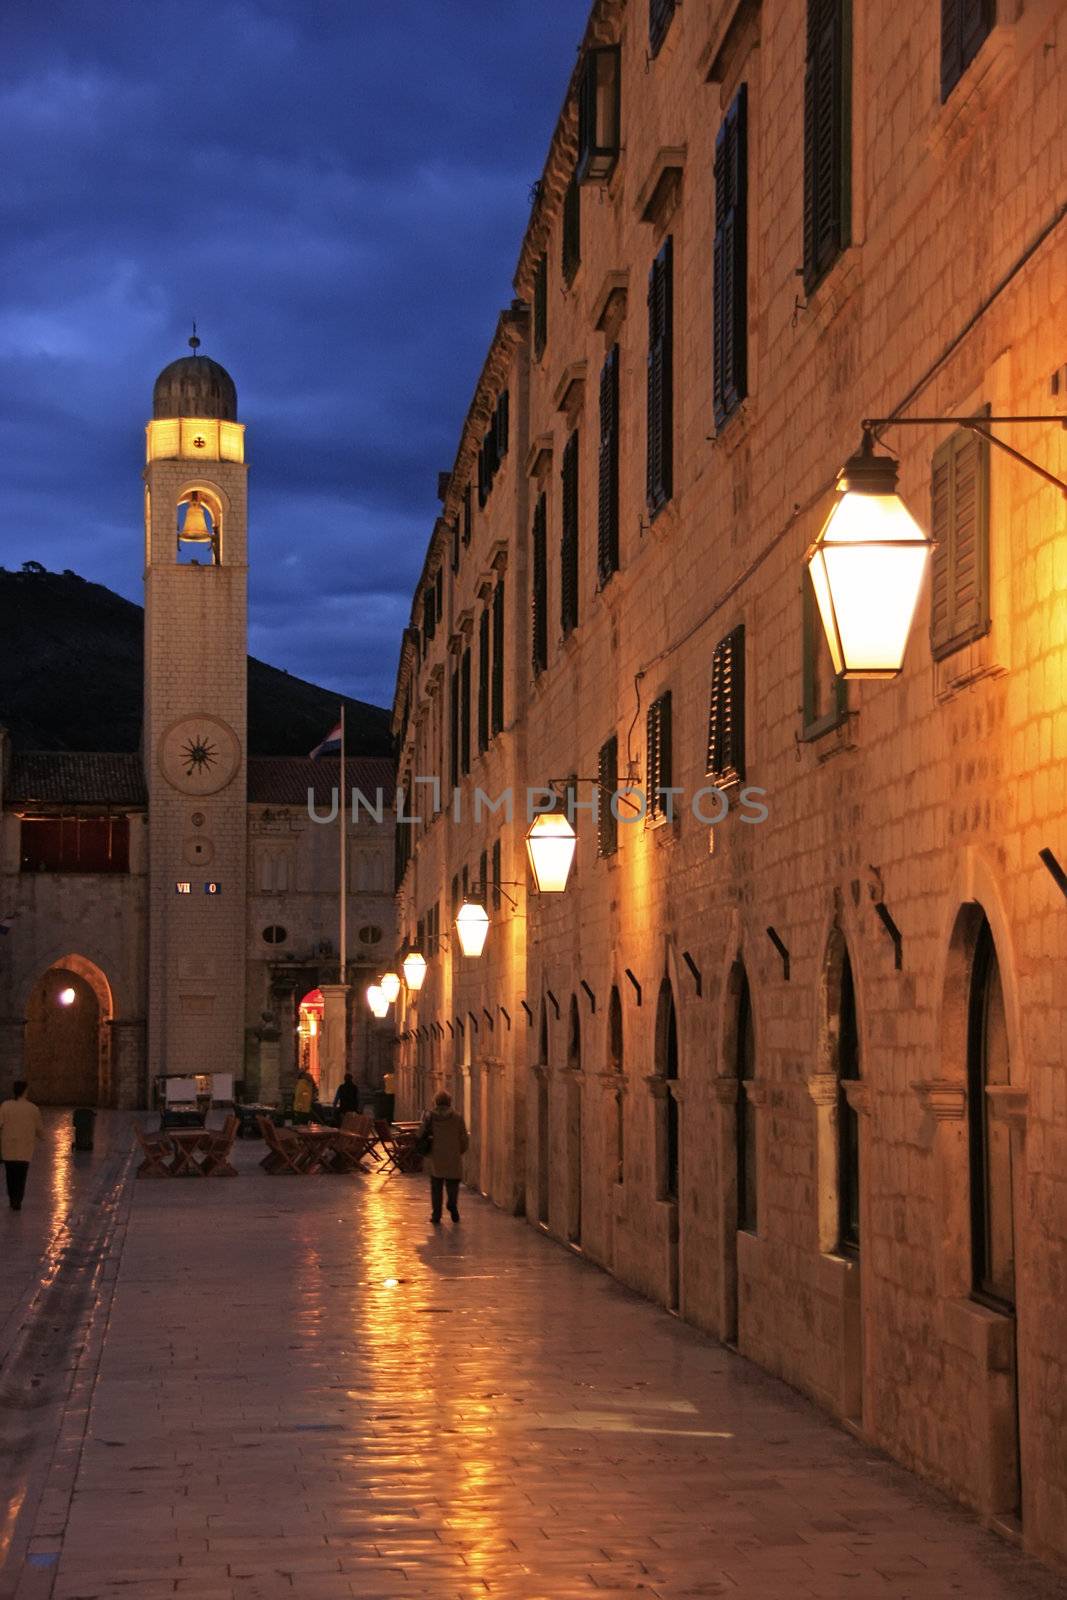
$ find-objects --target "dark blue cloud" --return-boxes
[0,0,588,709]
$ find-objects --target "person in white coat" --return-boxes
[0,1081,45,1211]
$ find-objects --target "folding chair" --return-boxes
[330,1124,376,1174]
[134,1123,172,1178]
[373,1118,402,1172]
[201,1113,239,1176]
[258,1117,306,1174]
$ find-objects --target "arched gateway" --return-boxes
[23,954,114,1106]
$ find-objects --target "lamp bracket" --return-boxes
[547,776,644,815]
[466,879,522,909]
[862,415,1067,497]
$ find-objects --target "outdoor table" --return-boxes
[165,1128,214,1176]
[291,1126,370,1174]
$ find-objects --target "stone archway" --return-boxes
[23,955,113,1106]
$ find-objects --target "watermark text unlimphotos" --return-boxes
[307,779,769,827]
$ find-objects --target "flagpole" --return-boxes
[339,702,347,984]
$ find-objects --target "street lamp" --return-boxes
[454,900,490,958]
[366,983,389,1018]
[810,415,1066,678]
[525,812,577,892]
[806,432,931,679]
[402,951,427,991]
[379,971,401,1005]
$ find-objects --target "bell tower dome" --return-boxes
[142,331,248,1083]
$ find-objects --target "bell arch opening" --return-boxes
[177,488,222,565]
[23,955,114,1106]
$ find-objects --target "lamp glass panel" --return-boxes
[402,952,427,990]
[525,813,577,892]
[811,491,931,678]
[455,901,489,957]
[379,971,401,1004]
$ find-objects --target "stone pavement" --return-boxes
[15,1138,1067,1600]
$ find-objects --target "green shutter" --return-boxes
[707,626,746,784]
[647,692,672,819]
[532,493,548,675]
[598,346,620,585]
[713,85,748,429]
[647,238,674,516]
[561,430,580,635]
[491,578,505,735]
[803,0,851,294]
[598,734,618,856]
[930,427,991,659]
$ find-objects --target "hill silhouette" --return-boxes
[0,565,392,758]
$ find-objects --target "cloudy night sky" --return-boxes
[2,0,590,712]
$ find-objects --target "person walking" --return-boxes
[0,1081,45,1212]
[292,1070,316,1126]
[333,1071,360,1119]
[421,1090,469,1225]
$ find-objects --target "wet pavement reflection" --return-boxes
[0,1110,133,1360]
[13,1137,1067,1600]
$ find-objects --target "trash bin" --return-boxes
[72,1107,95,1152]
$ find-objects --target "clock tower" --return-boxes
[143,336,248,1084]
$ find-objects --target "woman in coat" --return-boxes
[422,1090,469,1225]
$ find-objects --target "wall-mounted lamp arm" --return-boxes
[862,415,1067,497]
[547,775,643,814]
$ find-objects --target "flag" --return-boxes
[309,719,342,760]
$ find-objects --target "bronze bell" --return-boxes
[178,495,213,542]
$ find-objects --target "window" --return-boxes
[478,606,490,754]
[837,949,860,1253]
[706,625,745,786]
[941,0,995,100]
[495,389,509,458]
[532,493,548,676]
[262,924,287,945]
[459,647,471,775]
[735,968,757,1233]
[713,85,748,430]
[649,0,677,58]
[450,873,460,914]
[20,816,129,874]
[451,517,460,573]
[478,391,510,507]
[968,917,1014,1308]
[427,902,440,955]
[435,566,443,621]
[462,483,472,546]
[609,985,624,1182]
[491,578,505,735]
[562,174,581,284]
[479,849,488,905]
[421,586,436,645]
[930,425,991,659]
[491,838,502,910]
[802,572,848,738]
[533,252,548,359]
[357,924,382,945]
[577,45,620,183]
[598,345,620,586]
[646,690,673,822]
[597,734,618,857]
[647,237,674,517]
[803,0,851,294]
[561,430,580,637]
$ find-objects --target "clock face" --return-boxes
[158,715,240,795]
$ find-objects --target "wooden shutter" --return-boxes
[534,253,548,358]
[707,626,746,784]
[803,0,850,294]
[941,0,995,100]
[532,493,548,675]
[479,849,488,902]
[448,666,459,789]
[460,647,471,775]
[713,85,748,429]
[649,0,676,58]
[598,345,620,585]
[478,606,490,753]
[422,587,435,643]
[646,237,674,515]
[563,175,581,283]
[491,838,502,910]
[647,692,673,819]
[451,517,460,573]
[930,428,990,658]
[495,389,509,458]
[597,734,619,856]
[462,484,472,545]
[491,578,505,734]
[561,430,580,635]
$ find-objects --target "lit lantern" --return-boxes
[379,971,401,1004]
[58,987,76,1006]
[454,901,490,958]
[806,436,932,679]
[525,811,577,892]
[402,951,427,991]
[366,984,389,1018]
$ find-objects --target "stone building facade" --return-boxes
[0,352,395,1109]
[393,0,1067,1566]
